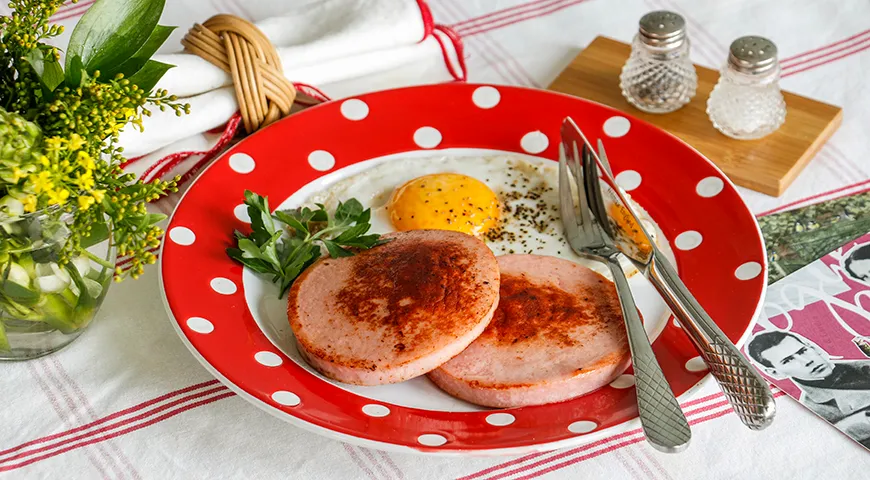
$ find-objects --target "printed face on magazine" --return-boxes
[849,259,870,281]
[762,336,835,381]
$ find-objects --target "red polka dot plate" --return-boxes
[160,84,767,455]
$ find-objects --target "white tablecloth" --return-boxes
[3,1,870,479]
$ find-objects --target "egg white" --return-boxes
[303,154,664,278]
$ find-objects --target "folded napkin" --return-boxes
[101,0,464,184]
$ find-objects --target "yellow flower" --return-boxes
[77,151,96,171]
[11,167,28,182]
[92,189,105,203]
[77,195,95,211]
[39,155,50,167]
[22,195,37,213]
[67,134,86,151]
[47,187,70,205]
[45,137,63,152]
[77,173,95,191]
[31,171,53,193]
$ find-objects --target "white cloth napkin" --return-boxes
[85,0,463,181]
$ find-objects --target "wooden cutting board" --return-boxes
[548,36,842,197]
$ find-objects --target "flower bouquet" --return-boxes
[0,0,187,359]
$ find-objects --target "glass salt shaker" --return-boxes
[707,36,786,140]
[619,11,698,114]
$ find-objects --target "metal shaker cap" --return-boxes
[639,11,686,47]
[728,36,778,74]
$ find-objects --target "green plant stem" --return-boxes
[83,249,113,269]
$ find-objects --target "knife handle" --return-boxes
[647,249,776,430]
[605,256,691,453]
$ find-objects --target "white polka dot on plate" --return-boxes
[233,204,250,223]
[340,99,369,120]
[521,131,549,154]
[615,170,642,191]
[417,434,448,447]
[603,116,631,137]
[308,150,335,171]
[414,127,442,149]
[568,420,598,434]
[685,357,708,372]
[168,226,195,246]
[210,277,237,295]
[735,262,762,280]
[186,317,213,334]
[228,153,255,174]
[272,391,300,406]
[486,413,515,426]
[673,318,682,328]
[472,86,500,108]
[674,231,703,251]
[696,176,725,198]
[609,374,636,389]
[255,351,283,367]
[362,404,391,417]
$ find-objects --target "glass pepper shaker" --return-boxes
[707,36,786,140]
[619,11,698,114]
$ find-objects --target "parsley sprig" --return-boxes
[227,190,385,297]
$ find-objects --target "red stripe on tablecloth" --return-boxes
[51,0,94,22]
[781,28,870,66]
[458,0,591,38]
[25,362,111,478]
[379,450,406,480]
[507,391,788,480]
[0,380,221,459]
[441,0,538,87]
[621,447,656,480]
[360,447,393,479]
[49,357,143,480]
[461,390,786,480]
[756,178,870,217]
[343,444,379,480]
[0,391,235,473]
[782,39,870,77]
[644,0,720,65]
[0,386,232,469]
[451,0,563,31]
[612,449,645,480]
[38,359,126,479]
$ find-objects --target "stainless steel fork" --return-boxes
[558,140,691,453]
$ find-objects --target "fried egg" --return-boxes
[305,154,662,278]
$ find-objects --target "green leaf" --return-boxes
[0,321,9,351]
[322,240,353,258]
[107,25,176,78]
[338,234,384,249]
[81,221,110,249]
[127,60,173,93]
[65,0,166,77]
[333,223,371,243]
[66,55,88,87]
[0,281,39,305]
[24,48,64,91]
[335,199,364,225]
[273,210,308,236]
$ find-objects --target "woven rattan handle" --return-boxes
[182,14,297,133]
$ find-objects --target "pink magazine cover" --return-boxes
[742,232,870,450]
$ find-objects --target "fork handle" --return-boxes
[648,250,776,430]
[605,256,691,453]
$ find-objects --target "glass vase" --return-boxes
[0,208,114,360]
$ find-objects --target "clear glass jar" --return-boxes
[707,36,786,140]
[0,209,114,360]
[620,11,698,114]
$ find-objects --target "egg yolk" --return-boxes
[388,173,500,236]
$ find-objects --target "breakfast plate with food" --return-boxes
[159,84,767,454]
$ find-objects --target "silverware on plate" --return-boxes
[562,117,776,431]
[558,123,691,453]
